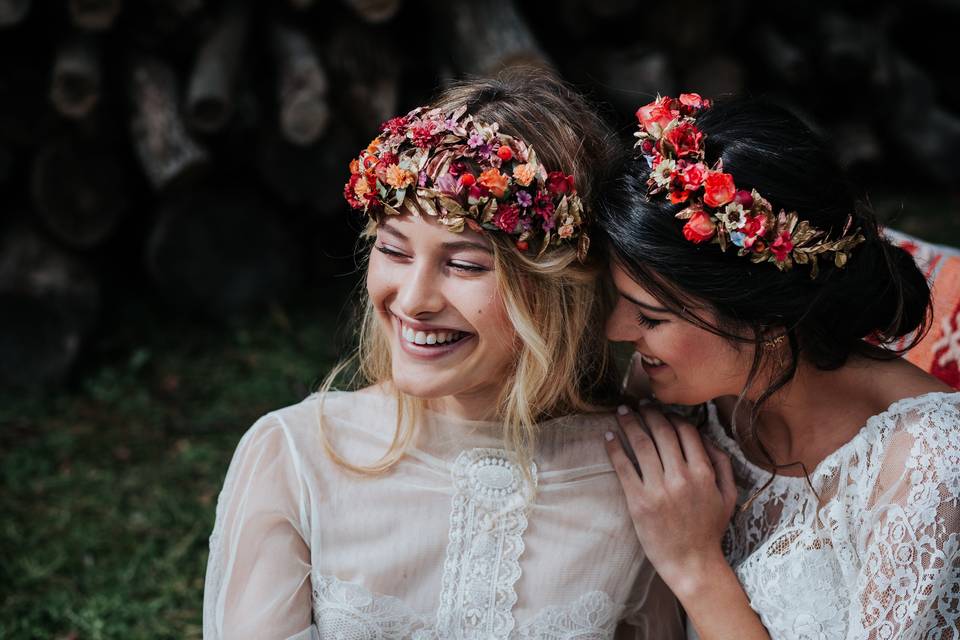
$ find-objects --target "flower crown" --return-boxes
[345,105,589,260]
[634,93,865,278]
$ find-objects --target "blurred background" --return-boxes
[1,0,958,637]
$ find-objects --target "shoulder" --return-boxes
[536,410,620,471]
[866,391,960,504]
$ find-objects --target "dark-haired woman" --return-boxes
[599,94,960,639]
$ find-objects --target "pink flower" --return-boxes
[770,231,794,261]
[678,162,707,191]
[678,93,711,115]
[703,171,736,208]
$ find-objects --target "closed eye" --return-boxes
[635,310,664,329]
[375,244,408,259]
[449,260,488,273]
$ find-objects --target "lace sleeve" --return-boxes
[620,557,686,639]
[202,415,315,640]
[848,404,960,639]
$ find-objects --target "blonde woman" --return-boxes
[202,70,684,640]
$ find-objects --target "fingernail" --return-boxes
[604,431,615,441]
[617,405,630,416]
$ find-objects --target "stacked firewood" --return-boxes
[0,0,956,387]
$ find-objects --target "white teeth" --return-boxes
[640,353,664,366]
[401,324,464,346]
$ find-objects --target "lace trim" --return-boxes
[312,574,622,640]
[437,447,537,639]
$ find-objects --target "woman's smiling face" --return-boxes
[366,213,517,411]
[605,262,754,405]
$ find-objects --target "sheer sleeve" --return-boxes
[203,414,315,640]
[847,405,960,639]
[618,558,686,640]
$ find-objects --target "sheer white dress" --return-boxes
[690,391,960,640]
[203,390,684,639]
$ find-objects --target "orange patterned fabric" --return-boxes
[886,229,960,389]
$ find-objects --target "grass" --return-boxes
[0,289,352,640]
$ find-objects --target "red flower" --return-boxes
[493,203,520,233]
[497,145,513,161]
[770,231,794,261]
[344,174,363,209]
[663,121,704,158]
[636,96,678,135]
[682,209,717,243]
[546,171,575,195]
[380,116,408,136]
[410,122,438,148]
[678,162,707,191]
[670,190,691,204]
[734,190,753,208]
[703,171,736,208]
[459,173,476,187]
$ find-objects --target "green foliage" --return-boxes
[0,295,348,639]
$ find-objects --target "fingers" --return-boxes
[603,429,643,494]
[616,406,664,486]
[638,406,686,476]
[664,413,712,472]
[703,438,738,513]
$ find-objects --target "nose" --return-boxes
[605,296,642,343]
[394,259,445,318]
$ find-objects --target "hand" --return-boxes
[604,405,738,597]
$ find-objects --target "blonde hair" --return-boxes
[318,68,618,475]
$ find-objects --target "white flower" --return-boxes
[651,158,676,188]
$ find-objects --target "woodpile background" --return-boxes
[0,0,957,388]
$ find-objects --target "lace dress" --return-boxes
[690,391,960,640]
[203,391,684,639]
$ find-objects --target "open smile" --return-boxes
[394,317,475,360]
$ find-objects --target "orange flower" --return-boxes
[512,163,536,186]
[353,175,373,198]
[385,165,415,189]
[478,168,509,198]
[366,138,380,155]
[349,158,360,175]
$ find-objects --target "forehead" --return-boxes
[377,213,492,249]
[610,262,661,305]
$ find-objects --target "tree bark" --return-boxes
[185,0,250,133]
[68,0,123,31]
[129,57,209,190]
[31,134,126,248]
[271,23,330,146]
[50,34,101,119]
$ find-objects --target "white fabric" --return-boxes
[689,391,960,640]
[203,390,684,639]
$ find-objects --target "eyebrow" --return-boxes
[618,291,671,314]
[379,222,493,254]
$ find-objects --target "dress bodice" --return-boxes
[204,391,683,640]
[690,391,960,640]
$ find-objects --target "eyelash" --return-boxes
[635,310,664,329]
[374,244,488,273]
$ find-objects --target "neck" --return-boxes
[717,355,942,474]
[427,385,504,422]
